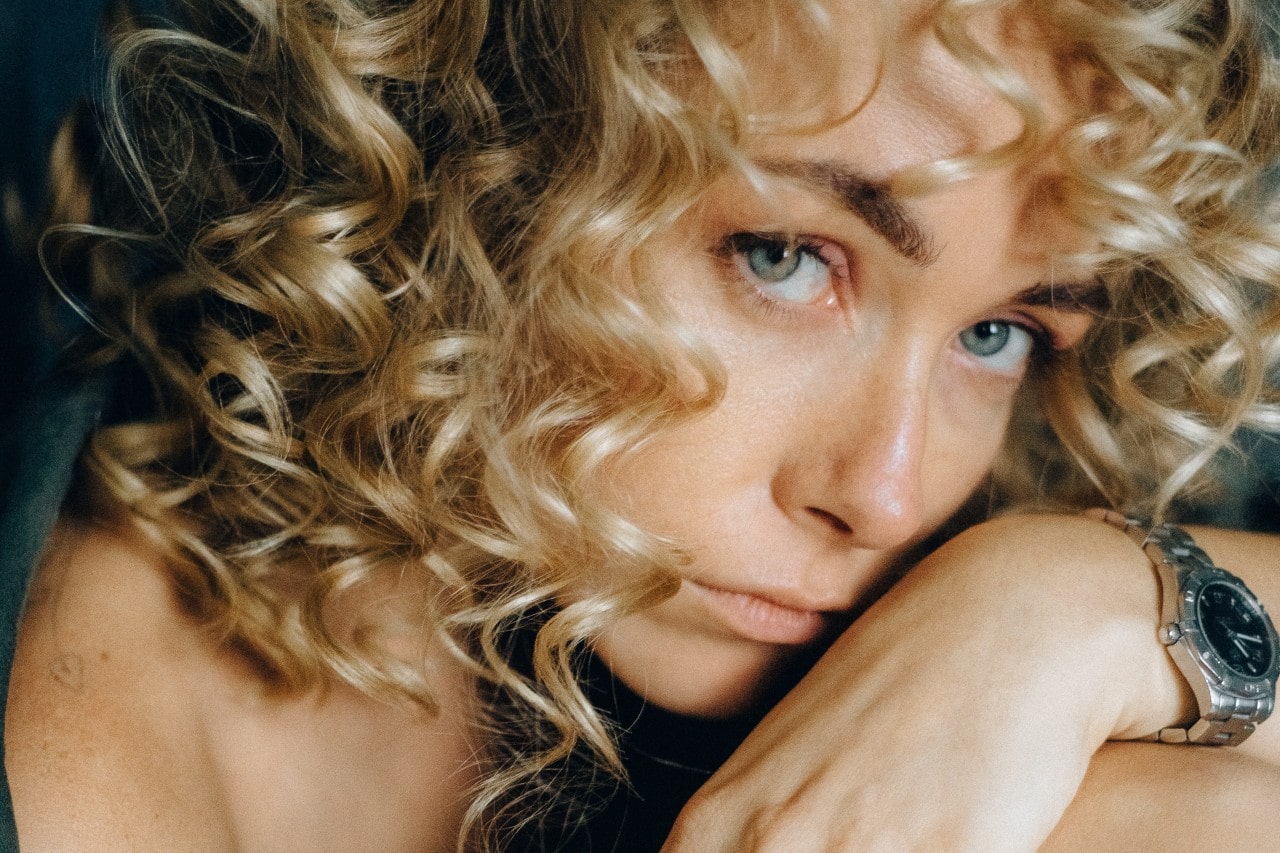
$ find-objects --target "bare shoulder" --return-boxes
[6,518,238,850]
[6,519,480,852]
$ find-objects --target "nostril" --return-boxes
[806,506,852,534]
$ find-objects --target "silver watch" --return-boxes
[1093,509,1279,746]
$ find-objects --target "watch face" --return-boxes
[1197,581,1275,678]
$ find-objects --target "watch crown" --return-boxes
[1159,623,1182,645]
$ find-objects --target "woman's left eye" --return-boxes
[957,321,1038,375]
[721,233,840,307]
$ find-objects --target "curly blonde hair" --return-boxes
[43,0,1280,845]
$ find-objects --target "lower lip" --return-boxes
[686,581,829,645]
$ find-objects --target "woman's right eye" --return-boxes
[721,233,843,308]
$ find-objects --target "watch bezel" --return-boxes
[1170,563,1280,695]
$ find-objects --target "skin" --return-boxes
[596,0,1098,719]
[7,1,1280,850]
[7,521,480,851]
[660,516,1280,851]
[595,4,1280,848]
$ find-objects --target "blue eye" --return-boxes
[958,321,1036,375]
[726,234,833,305]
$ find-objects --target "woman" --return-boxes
[6,0,1280,849]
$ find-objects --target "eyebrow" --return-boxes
[757,159,939,266]
[754,158,1111,313]
[1015,278,1111,313]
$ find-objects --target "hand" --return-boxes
[662,513,1185,852]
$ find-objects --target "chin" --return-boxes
[599,633,817,720]
[647,678,767,719]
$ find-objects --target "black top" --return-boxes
[547,655,764,852]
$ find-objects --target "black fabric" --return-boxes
[512,641,821,851]
[482,611,768,851]
[555,657,760,852]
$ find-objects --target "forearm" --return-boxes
[661,513,1280,852]
[1019,519,1280,849]
[960,513,1280,761]
[1043,742,1280,850]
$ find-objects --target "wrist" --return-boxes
[1088,510,1279,746]
[1074,513,1197,742]
[925,513,1191,744]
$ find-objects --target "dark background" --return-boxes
[1,0,112,412]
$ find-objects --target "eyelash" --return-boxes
[1001,315,1056,357]
[956,317,1053,378]
[712,230,1061,366]
[712,231,850,315]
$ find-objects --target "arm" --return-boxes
[1043,742,1280,849]
[663,513,1280,851]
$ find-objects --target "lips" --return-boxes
[684,580,836,645]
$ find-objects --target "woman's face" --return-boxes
[593,2,1100,717]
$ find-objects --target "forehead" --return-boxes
[702,0,1098,264]
[725,0,1083,178]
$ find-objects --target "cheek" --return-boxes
[599,398,767,538]
[598,324,821,526]
[923,369,1021,513]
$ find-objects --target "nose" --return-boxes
[770,359,928,552]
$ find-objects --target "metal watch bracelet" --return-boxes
[1088,507,1279,747]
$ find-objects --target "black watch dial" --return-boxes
[1197,581,1274,678]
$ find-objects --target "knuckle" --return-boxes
[666,791,721,843]
[743,799,819,851]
